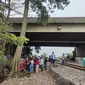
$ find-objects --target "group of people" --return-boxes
[19,56,48,73]
[5,52,66,74]
[19,52,58,73]
[49,52,65,66]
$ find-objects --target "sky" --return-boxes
[49,0,85,17]
[10,0,85,17]
[33,47,74,57]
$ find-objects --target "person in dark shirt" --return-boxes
[44,57,48,70]
[6,54,11,59]
[61,53,65,65]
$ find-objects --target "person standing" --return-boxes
[49,55,52,65]
[44,57,48,70]
[29,58,34,73]
[39,57,44,72]
[33,57,36,72]
[26,57,30,72]
[35,58,40,73]
[83,58,85,66]
[61,53,65,65]
[51,52,56,66]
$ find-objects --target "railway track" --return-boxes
[57,62,85,71]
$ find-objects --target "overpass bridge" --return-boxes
[9,17,85,57]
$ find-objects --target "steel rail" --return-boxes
[57,62,85,71]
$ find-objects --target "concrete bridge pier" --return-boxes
[76,45,85,57]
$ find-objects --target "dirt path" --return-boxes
[1,71,56,85]
[29,71,56,85]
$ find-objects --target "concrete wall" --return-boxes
[76,45,85,57]
[12,23,85,32]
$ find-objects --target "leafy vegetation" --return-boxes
[22,46,41,57]
[66,48,76,61]
[0,1,29,75]
[42,53,48,58]
[0,51,7,63]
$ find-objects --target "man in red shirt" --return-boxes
[19,58,28,71]
[35,58,40,73]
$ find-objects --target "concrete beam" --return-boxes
[9,17,85,24]
[12,24,85,32]
[31,41,85,43]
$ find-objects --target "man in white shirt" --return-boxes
[39,57,44,71]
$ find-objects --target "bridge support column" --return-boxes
[76,45,85,57]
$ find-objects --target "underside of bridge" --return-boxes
[13,32,85,47]
[13,32,85,57]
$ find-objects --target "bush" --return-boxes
[0,51,12,73]
[0,51,7,63]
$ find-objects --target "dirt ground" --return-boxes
[0,71,56,85]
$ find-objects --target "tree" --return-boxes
[66,48,77,61]
[42,53,47,58]
[34,46,41,54]
[22,46,41,57]
[11,0,70,74]
[66,53,73,59]
[0,0,11,23]
[0,0,29,75]
[22,46,33,56]
[71,48,76,61]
